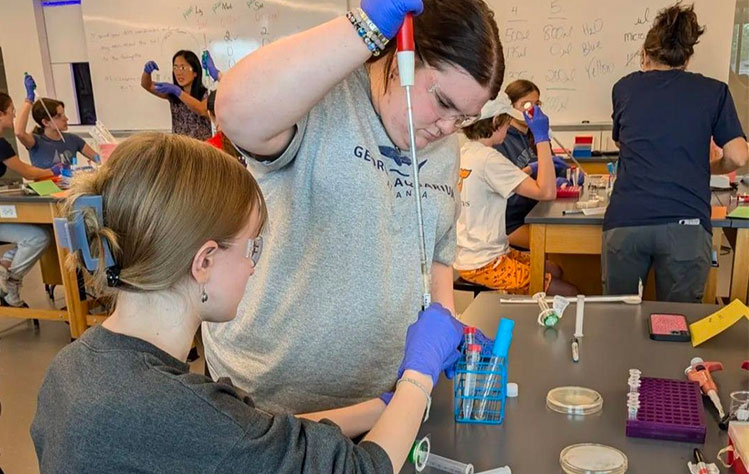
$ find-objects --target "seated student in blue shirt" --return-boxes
[14,74,98,169]
[31,132,467,474]
[494,79,574,249]
[603,3,748,302]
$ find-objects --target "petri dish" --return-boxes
[560,443,628,474]
[547,386,604,415]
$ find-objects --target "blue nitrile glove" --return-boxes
[202,51,220,81]
[397,303,463,386]
[24,74,36,102]
[361,0,424,39]
[472,327,494,355]
[552,155,569,174]
[444,324,494,378]
[154,82,182,97]
[523,105,550,143]
[556,177,571,188]
[379,392,394,405]
[143,60,159,74]
[528,161,539,178]
[50,163,63,177]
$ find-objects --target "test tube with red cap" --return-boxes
[462,344,482,420]
[463,326,477,348]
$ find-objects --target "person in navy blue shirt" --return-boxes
[603,3,747,302]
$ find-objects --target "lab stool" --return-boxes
[453,277,493,297]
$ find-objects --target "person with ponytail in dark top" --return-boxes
[14,75,98,169]
[141,50,214,140]
[603,3,747,302]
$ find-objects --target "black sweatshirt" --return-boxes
[31,326,392,474]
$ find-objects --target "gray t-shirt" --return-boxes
[29,132,86,169]
[31,326,391,474]
[203,67,460,413]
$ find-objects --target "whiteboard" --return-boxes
[487,0,736,124]
[81,0,346,131]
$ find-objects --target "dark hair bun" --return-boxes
[643,3,705,67]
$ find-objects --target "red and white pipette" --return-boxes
[397,15,430,310]
[685,357,726,420]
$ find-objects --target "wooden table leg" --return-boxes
[51,203,88,338]
[703,230,722,304]
[729,228,749,304]
[529,224,547,294]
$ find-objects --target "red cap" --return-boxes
[467,344,482,353]
[463,326,477,335]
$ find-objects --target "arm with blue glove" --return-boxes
[3,155,58,180]
[368,303,462,471]
[514,105,557,201]
[202,51,222,81]
[140,60,171,100]
[214,0,423,157]
[14,74,38,149]
[298,303,462,472]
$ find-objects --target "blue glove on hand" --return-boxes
[528,161,539,178]
[398,303,463,386]
[50,163,63,177]
[523,105,550,144]
[552,155,570,174]
[154,82,182,97]
[556,176,571,188]
[201,51,220,81]
[361,0,424,39]
[144,60,159,74]
[23,74,36,102]
[530,157,568,179]
[379,392,394,405]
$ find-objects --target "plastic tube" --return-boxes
[475,355,501,420]
[475,467,511,474]
[462,344,481,420]
[463,326,476,348]
[425,452,474,474]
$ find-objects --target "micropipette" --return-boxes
[476,318,514,420]
[425,452,474,474]
[397,15,431,310]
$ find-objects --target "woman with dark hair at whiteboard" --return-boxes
[603,3,747,303]
[140,50,218,140]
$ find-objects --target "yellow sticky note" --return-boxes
[690,299,749,346]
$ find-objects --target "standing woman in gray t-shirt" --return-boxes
[205,0,505,413]
[14,74,99,169]
[140,50,214,141]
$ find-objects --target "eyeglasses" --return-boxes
[245,236,263,267]
[172,65,193,72]
[427,83,481,129]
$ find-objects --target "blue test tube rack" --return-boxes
[454,318,514,425]
[453,350,508,424]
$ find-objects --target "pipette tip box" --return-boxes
[625,377,706,443]
[556,186,581,199]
